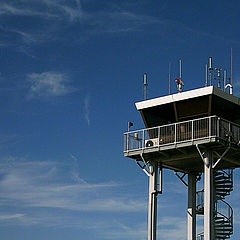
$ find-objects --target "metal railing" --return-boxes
[215,199,233,227]
[197,233,204,240]
[196,190,204,213]
[124,116,240,152]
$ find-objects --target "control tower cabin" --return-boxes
[124,81,240,239]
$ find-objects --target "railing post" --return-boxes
[192,120,194,141]
[209,116,211,137]
[142,129,145,149]
[174,123,177,143]
[229,121,231,142]
[126,133,129,152]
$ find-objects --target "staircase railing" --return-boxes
[215,199,233,239]
[196,189,204,214]
[197,232,204,240]
[214,169,233,200]
[196,169,234,240]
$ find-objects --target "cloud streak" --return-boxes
[27,72,77,98]
[0,1,84,21]
[84,95,90,126]
[0,157,146,215]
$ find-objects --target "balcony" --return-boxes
[124,116,240,172]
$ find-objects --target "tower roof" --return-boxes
[136,86,240,128]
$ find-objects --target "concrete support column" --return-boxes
[204,150,215,240]
[188,173,196,240]
[148,161,158,240]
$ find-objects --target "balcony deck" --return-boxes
[124,116,240,173]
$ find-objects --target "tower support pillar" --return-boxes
[187,173,196,240]
[148,161,158,240]
[204,150,215,240]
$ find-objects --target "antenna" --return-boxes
[209,57,213,86]
[168,62,171,95]
[205,64,208,87]
[216,67,222,88]
[224,70,227,91]
[176,59,184,93]
[143,73,148,100]
[231,48,233,89]
[179,59,182,80]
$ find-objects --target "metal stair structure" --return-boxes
[196,169,233,240]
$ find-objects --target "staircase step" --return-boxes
[216,190,230,194]
[215,179,232,183]
[215,184,233,187]
[216,183,232,187]
[215,224,233,230]
[215,231,233,234]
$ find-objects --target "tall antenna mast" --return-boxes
[168,62,171,95]
[209,57,213,86]
[224,70,227,91]
[231,48,233,87]
[179,59,182,80]
[176,59,184,93]
[144,73,148,100]
[205,64,208,87]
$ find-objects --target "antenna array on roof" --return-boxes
[205,52,233,94]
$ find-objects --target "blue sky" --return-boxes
[0,0,240,240]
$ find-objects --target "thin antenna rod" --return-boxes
[224,70,227,91]
[168,62,171,95]
[143,73,148,100]
[209,57,213,86]
[205,64,208,87]
[231,48,233,87]
[179,59,182,80]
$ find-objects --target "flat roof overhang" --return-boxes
[136,86,240,128]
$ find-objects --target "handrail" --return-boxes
[196,189,204,212]
[220,169,233,180]
[215,199,233,224]
[197,232,204,240]
[124,115,240,152]
[124,115,217,135]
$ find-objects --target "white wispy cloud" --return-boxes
[158,216,187,240]
[0,1,84,21]
[84,95,90,126]
[0,156,192,240]
[0,0,237,52]
[27,72,77,98]
[0,157,146,214]
[0,213,24,221]
[101,222,147,240]
[0,0,168,49]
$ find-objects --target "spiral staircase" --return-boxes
[196,169,233,240]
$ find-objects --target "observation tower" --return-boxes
[124,57,239,240]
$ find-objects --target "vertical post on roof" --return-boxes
[169,62,171,95]
[224,70,227,91]
[231,48,233,90]
[144,73,148,100]
[205,64,208,87]
[179,59,182,80]
[209,57,213,86]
